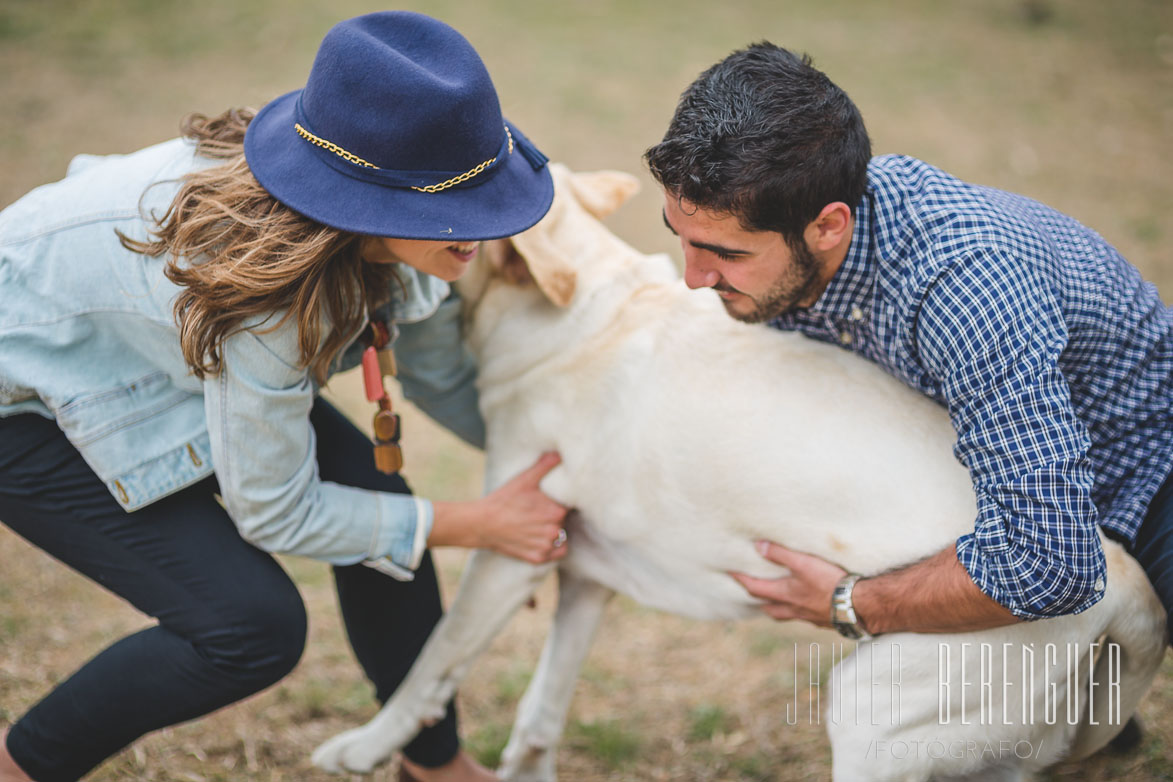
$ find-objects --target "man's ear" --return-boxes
[805,201,853,253]
[566,170,641,219]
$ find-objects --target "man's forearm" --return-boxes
[853,544,1019,634]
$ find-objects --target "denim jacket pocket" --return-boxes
[56,371,212,509]
[56,372,186,445]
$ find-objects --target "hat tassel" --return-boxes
[515,133,548,171]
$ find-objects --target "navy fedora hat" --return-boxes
[244,11,553,240]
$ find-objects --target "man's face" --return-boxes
[662,194,826,323]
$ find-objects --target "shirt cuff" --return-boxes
[363,495,434,581]
[955,532,1106,620]
[955,533,1016,614]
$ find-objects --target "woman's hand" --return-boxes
[476,452,571,563]
[430,452,570,564]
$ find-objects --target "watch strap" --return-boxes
[830,573,872,640]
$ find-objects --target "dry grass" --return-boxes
[2,0,1172,779]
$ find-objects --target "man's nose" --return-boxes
[682,251,720,290]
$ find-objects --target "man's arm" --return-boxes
[736,246,1107,631]
[853,545,1018,633]
[732,541,1018,635]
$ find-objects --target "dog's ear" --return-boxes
[485,166,640,309]
[510,229,576,307]
[481,237,533,286]
[566,170,641,219]
[483,228,575,308]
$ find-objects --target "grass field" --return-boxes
[1,1,1172,780]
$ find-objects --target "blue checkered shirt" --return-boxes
[769,155,1173,620]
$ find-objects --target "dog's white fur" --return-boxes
[313,165,1167,781]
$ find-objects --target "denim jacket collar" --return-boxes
[389,265,450,323]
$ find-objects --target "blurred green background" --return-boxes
[2,1,1172,780]
[2,0,1171,288]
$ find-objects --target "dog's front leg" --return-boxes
[313,550,553,774]
[499,570,615,782]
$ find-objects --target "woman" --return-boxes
[0,12,566,782]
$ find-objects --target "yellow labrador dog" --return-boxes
[313,165,1166,781]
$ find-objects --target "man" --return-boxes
[645,43,1173,645]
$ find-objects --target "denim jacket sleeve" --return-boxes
[204,316,431,570]
[394,293,486,450]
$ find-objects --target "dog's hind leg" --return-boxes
[499,570,615,782]
[313,551,554,774]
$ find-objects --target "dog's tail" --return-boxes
[1067,539,1166,759]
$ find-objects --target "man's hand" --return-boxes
[732,540,1021,635]
[730,541,847,627]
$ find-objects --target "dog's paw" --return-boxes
[500,764,558,782]
[499,737,558,782]
[311,724,392,774]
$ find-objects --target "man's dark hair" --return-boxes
[645,43,871,246]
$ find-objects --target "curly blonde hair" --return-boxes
[119,108,394,384]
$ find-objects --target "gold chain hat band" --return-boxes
[293,122,513,193]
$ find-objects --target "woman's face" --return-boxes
[361,236,480,282]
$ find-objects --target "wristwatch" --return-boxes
[830,573,872,640]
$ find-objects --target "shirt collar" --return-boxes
[388,265,451,323]
[804,190,875,321]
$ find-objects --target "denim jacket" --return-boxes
[0,138,484,577]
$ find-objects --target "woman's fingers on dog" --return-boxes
[511,523,569,565]
[544,527,570,562]
[479,456,573,563]
[520,451,563,485]
[549,542,569,561]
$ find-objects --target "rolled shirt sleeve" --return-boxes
[915,248,1107,619]
[204,316,432,571]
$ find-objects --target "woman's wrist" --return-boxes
[428,499,486,549]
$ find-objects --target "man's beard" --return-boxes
[716,240,823,324]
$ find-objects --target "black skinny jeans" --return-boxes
[0,400,458,781]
